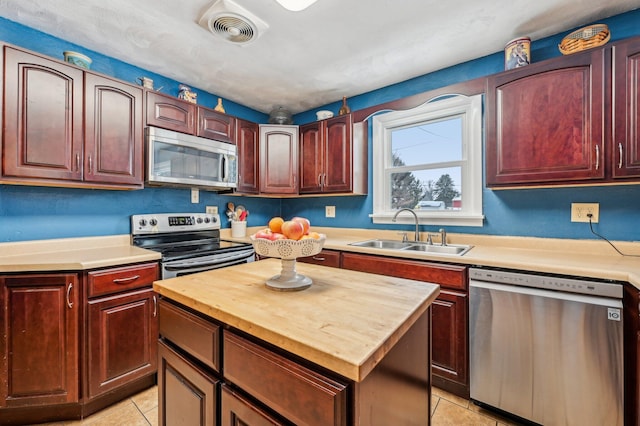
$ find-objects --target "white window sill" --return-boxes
[370,212,484,227]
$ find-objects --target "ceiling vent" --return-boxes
[198,0,268,45]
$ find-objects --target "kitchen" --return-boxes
[1,1,640,425]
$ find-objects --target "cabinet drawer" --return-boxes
[342,252,467,290]
[159,299,221,372]
[223,331,348,426]
[298,249,341,268]
[87,263,158,298]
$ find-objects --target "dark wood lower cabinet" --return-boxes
[221,385,288,426]
[158,341,218,426]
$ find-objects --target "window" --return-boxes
[371,94,483,226]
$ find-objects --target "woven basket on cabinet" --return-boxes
[558,24,610,55]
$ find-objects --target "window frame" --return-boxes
[370,93,484,227]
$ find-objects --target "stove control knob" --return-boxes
[149,218,158,226]
[138,219,147,227]
[211,216,218,223]
[204,217,210,223]
[197,217,203,224]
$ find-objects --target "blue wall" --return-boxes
[1,10,640,242]
[283,9,640,242]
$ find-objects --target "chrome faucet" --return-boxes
[392,208,420,242]
[439,228,447,246]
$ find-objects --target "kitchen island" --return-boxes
[153,258,440,425]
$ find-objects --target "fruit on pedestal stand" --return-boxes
[291,217,310,234]
[269,216,284,233]
[281,220,305,240]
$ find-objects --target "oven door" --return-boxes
[162,247,254,279]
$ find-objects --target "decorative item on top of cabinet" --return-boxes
[504,36,530,70]
[214,97,226,113]
[177,84,197,103]
[338,96,351,115]
[558,23,610,55]
[300,113,367,195]
[259,124,299,194]
[3,45,144,190]
[486,45,606,187]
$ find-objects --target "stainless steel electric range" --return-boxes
[131,212,254,279]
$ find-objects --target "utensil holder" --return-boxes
[231,221,247,238]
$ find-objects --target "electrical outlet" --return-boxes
[191,188,199,203]
[206,205,218,214]
[325,205,336,218]
[571,203,599,223]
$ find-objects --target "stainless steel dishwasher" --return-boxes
[469,267,623,426]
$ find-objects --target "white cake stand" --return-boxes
[250,235,326,291]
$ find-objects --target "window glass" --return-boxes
[371,94,483,227]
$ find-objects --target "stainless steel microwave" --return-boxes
[145,126,237,190]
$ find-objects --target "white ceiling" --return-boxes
[0,0,638,114]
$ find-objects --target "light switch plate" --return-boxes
[191,188,199,203]
[325,206,336,218]
[206,206,218,214]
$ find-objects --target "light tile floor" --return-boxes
[33,385,524,426]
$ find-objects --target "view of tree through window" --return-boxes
[390,116,462,210]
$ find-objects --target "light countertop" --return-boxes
[0,235,160,272]
[221,226,640,289]
[153,258,440,382]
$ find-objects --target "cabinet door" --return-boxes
[84,73,144,186]
[3,46,83,181]
[323,115,352,193]
[613,37,640,178]
[146,91,196,134]
[197,107,235,144]
[299,121,323,193]
[0,274,79,407]
[486,48,605,186]
[221,385,288,426]
[236,119,260,194]
[158,340,218,426]
[86,288,158,398]
[431,290,468,395]
[259,125,298,194]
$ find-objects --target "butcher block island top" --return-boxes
[153,258,440,382]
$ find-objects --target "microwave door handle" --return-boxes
[223,154,229,182]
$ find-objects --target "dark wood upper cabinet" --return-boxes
[259,125,298,194]
[197,108,235,144]
[2,45,143,189]
[145,91,196,134]
[3,46,84,181]
[300,114,352,194]
[84,73,144,186]
[486,47,606,187]
[613,37,640,179]
[236,118,260,194]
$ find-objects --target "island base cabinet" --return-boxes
[221,385,289,426]
[223,331,348,426]
[158,341,218,426]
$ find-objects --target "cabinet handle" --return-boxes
[153,295,157,317]
[312,256,326,261]
[595,145,600,170]
[112,275,140,284]
[318,174,322,186]
[619,143,623,169]
[66,283,73,309]
[88,156,93,174]
[75,154,80,172]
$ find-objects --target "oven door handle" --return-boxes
[164,250,254,271]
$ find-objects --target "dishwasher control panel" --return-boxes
[469,268,623,299]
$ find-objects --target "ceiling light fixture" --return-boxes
[275,0,318,12]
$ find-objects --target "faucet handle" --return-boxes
[397,232,408,242]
